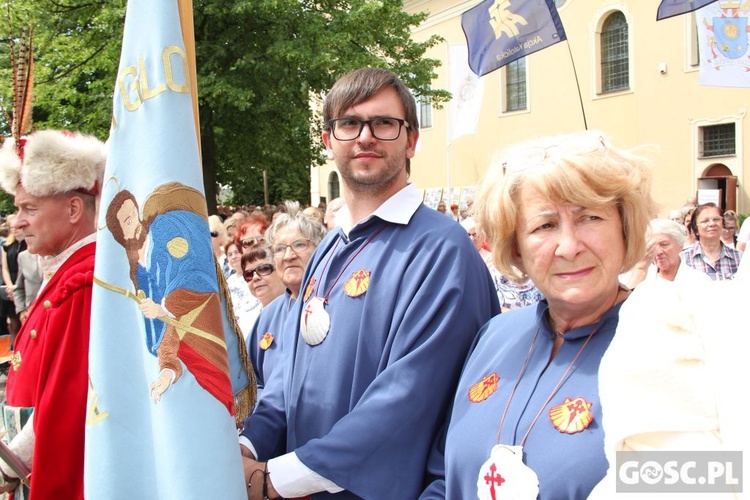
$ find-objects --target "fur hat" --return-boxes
[0,130,106,197]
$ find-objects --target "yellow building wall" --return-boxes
[312,0,750,216]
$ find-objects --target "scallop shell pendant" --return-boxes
[477,445,539,500]
[300,297,330,346]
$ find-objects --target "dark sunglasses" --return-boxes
[243,263,275,281]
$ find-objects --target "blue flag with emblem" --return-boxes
[657,0,718,21]
[462,0,566,77]
[84,0,247,497]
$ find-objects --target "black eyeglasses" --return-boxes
[210,231,219,238]
[243,263,275,281]
[241,236,265,248]
[328,117,409,141]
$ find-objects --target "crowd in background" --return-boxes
[208,192,746,337]
[0,193,744,347]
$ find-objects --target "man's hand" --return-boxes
[149,369,174,403]
[242,456,265,500]
[18,310,27,324]
[240,447,281,500]
[138,298,165,319]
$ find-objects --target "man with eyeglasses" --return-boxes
[240,68,500,499]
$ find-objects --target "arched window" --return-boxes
[328,171,340,199]
[601,11,629,93]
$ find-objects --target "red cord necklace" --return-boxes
[300,224,388,345]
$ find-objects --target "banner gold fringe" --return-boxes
[214,258,257,428]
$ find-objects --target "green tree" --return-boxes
[2,0,449,212]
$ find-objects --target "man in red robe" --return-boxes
[0,129,106,499]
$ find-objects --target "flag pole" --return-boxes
[177,0,201,154]
[566,40,588,131]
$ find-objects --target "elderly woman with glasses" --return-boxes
[244,200,326,396]
[421,131,656,499]
[680,203,743,280]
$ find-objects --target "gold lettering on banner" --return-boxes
[116,45,191,113]
[163,46,190,93]
[118,66,141,112]
[139,57,167,100]
[86,377,110,428]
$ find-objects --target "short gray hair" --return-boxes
[648,218,687,248]
[265,200,327,246]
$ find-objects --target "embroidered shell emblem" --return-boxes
[468,372,500,403]
[344,269,370,298]
[549,396,594,434]
[259,332,274,350]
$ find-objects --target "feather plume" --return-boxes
[10,25,34,141]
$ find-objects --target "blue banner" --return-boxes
[657,0,718,21]
[462,0,567,77]
[84,0,246,498]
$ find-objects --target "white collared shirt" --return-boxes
[337,183,422,237]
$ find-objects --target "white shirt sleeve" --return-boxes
[236,438,343,496]
[267,452,344,497]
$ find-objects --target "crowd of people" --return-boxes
[0,67,747,499]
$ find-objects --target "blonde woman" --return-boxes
[422,131,656,499]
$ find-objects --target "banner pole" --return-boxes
[566,40,588,131]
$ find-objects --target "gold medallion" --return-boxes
[549,396,594,434]
[468,372,500,403]
[259,332,274,350]
[343,269,370,298]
